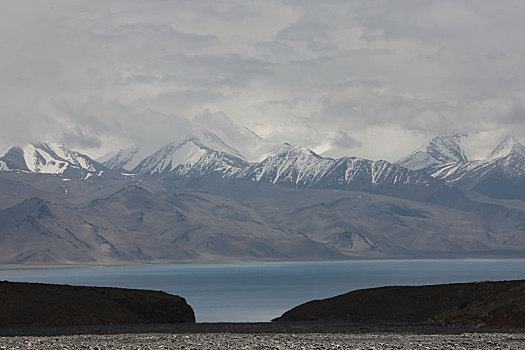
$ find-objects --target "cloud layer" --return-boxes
[1,0,524,161]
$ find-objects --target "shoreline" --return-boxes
[2,256,525,271]
[2,321,525,337]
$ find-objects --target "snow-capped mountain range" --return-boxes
[396,133,525,199]
[1,131,523,200]
[1,131,524,265]
[132,135,247,177]
[397,134,525,178]
[236,144,432,193]
[122,134,439,193]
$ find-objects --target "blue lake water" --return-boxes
[1,259,525,322]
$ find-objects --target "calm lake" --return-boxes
[1,259,525,322]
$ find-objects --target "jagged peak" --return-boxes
[242,126,263,141]
[418,133,467,160]
[267,143,324,159]
[109,184,154,197]
[32,141,66,150]
[152,131,245,160]
[191,130,244,159]
[0,141,104,177]
[6,197,53,215]
[335,156,368,163]
[20,197,48,205]
[88,185,156,207]
[486,135,525,162]
[1,144,23,156]
[97,145,140,162]
[96,145,143,172]
[4,141,88,158]
[396,133,468,170]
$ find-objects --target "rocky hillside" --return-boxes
[274,280,525,329]
[0,281,195,327]
[1,171,524,265]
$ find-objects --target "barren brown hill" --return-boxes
[274,280,525,329]
[0,281,195,328]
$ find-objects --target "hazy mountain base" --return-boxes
[0,172,524,266]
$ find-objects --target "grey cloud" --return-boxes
[146,90,227,111]
[192,110,266,160]
[159,53,272,89]
[276,16,335,52]
[0,110,61,150]
[1,0,525,161]
[257,40,296,60]
[89,23,218,60]
[506,99,525,124]
[332,129,361,149]
[60,127,102,149]
[277,20,328,42]
[122,74,178,85]
[53,99,196,154]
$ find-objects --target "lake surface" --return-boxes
[2,259,525,322]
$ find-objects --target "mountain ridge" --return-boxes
[396,134,525,200]
[3,132,523,201]
[0,142,112,180]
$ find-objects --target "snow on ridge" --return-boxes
[132,136,247,176]
[34,142,98,173]
[371,160,390,184]
[398,133,525,183]
[396,133,468,171]
[0,142,104,176]
[265,143,312,158]
[196,130,245,160]
[238,143,335,186]
[97,145,141,170]
[21,143,73,174]
[485,135,525,162]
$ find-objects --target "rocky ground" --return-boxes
[1,323,524,349]
[1,331,525,349]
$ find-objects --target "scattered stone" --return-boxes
[1,332,525,349]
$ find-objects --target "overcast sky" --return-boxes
[1,0,524,161]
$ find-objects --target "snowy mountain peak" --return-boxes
[486,135,525,162]
[396,133,468,171]
[100,130,245,172]
[193,130,245,160]
[132,135,247,176]
[238,143,335,186]
[0,142,105,178]
[394,134,525,198]
[269,143,324,159]
[97,145,141,171]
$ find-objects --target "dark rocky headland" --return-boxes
[274,280,525,329]
[0,281,195,328]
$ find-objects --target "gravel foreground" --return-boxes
[1,323,524,349]
[2,332,525,350]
